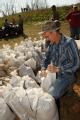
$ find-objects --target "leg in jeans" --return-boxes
[52,77,74,120]
[75,28,80,40]
[70,27,75,39]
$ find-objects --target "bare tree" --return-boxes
[2,0,16,16]
[44,0,48,8]
[30,0,48,10]
[31,0,35,10]
[9,0,16,14]
[4,3,10,16]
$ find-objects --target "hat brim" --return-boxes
[38,31,44,35]
[38,27,60,35]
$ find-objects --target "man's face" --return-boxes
[42,31,60,44]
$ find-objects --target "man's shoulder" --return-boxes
[65,36,72,42]
[63,36,74,46]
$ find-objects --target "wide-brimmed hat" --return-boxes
[39,20,61,34]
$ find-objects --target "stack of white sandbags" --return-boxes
[24,58,36,70]
[22,75,39,89]
[18,65,36,80]
[5,87,28,120]
[0,38,59,120]
[10,74,39,89]
[22,88,59,120]
[5,87,58,120]
[0,84,12,98]
[10,75,22,87]
[0,97,15,120]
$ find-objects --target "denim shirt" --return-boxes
[42,34,79,79]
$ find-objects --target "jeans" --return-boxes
[70,27,80,40]
[51,74,75,99]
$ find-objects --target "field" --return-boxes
[0,5,80,120]
[0,20,80,120]
[0,20,70,48]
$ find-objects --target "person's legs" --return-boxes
[51,76,75,99]
[70,27,75,39]
[75,28,79,40]
[52,78,73,120]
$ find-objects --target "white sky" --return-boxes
[0,0,80,16]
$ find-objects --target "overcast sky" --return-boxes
[0,0,80,16]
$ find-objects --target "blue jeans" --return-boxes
[51,74,75,99]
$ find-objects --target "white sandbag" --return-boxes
[24,58,36,70]
[18,65,36,79]
[5,87,28,120]
[0,84,12,98]
[0,86,5,97]
[10,70,18,76]
[0,98,15,120]
[25,51,33,60]
[10,75,22,87]
[22,88,59,120]
[0,58,4,64]
[32,51,42,68]
[36,71,43,84]
[15,56,25,66]
[22,76,39,89]
[41,71,56,94]
[29,117,35,120]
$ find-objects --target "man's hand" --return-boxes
[47,64,60,73]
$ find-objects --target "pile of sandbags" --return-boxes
[5,87,59,120]
[0,64,8,77]
[22,88,59,120]
[0,97,15,120]
[5,87,28,120]
[0,38,59,120]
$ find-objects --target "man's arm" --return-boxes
[60,40,80,73]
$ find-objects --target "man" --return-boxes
[66,5,80,40]
[3,19,10,36]
[18,15,23,35]
[45,5,59,48]
[40,20,79,117]
[51,5,59,21]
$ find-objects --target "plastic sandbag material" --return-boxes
[0,98,15,120]
[41,71,56,94]
[32,51,42,68]
[22,88,59,120]
[0,84,12,98]
[25,51,33,60]
[9,58,24,68]
[24,58,36,70]
[22,75,39,89]
[18,65,36,80]
[10,75,22,87]
[5,87,28,120]
[36,71,43,84]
